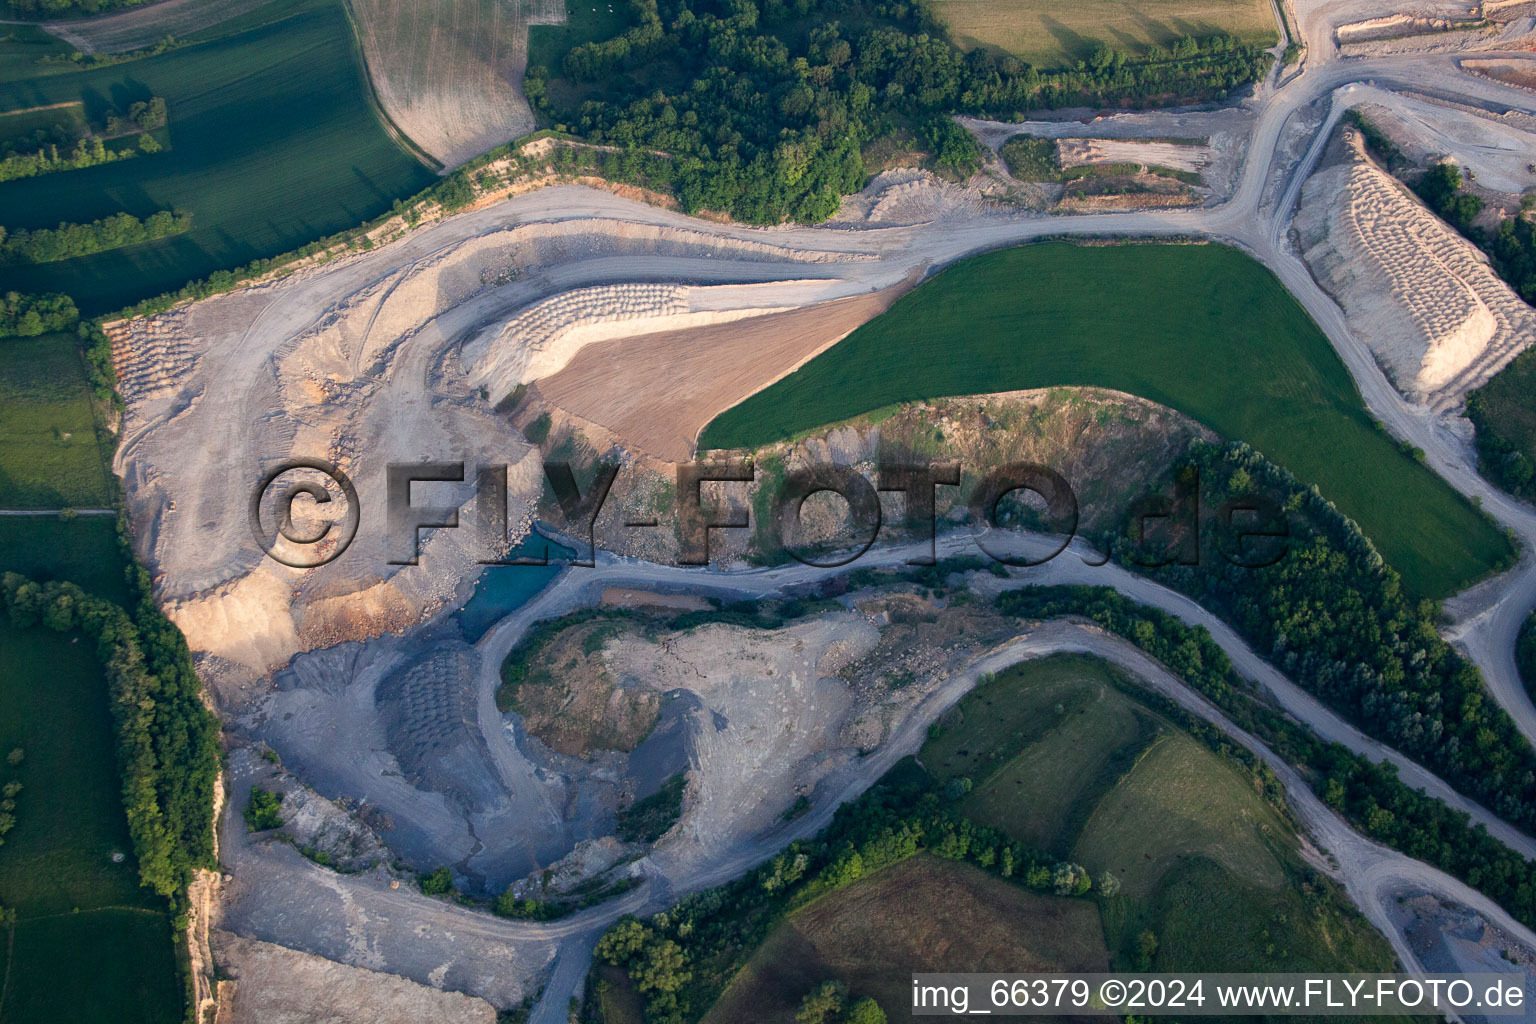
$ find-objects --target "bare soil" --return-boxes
[532,281,915,462]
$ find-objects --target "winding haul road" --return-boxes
[194,0,1536,1017]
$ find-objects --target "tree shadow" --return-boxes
[1106,27,1144,54]
[1127,12,1177,50]
[1038,16,1093,63]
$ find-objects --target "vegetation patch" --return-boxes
[1468,330,1536,502]
[0,330,112,507]
[498,611,662,755]
[0,0,435,313]
[529,0,1268,224]
[700,241,1512,598]
[244,787,284,831]
[702,856,1105,1023]
[999,134,1060,179]
[617,772,687,843]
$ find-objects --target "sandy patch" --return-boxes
[1057,138,1210,173]
[532,279,916,462]
[212,931,497,1024]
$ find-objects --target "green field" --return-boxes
[0,25,75,81]
[0,333,113,508]
[699,242,1510,598]
[0,0,435,313]
[1467,346,1536,502]
[930,655,1401,979]
[0,622,181,1024]
[527,0,632,78]
[929,0,1278,66]
[0,515,130,602]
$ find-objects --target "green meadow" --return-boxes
[0,333,113,508]
[0,0,435,313]
[0,621,181,1024]
[700,242,1511,598]
[927,655,1401,979]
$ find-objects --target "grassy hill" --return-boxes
[700,241,1512,598]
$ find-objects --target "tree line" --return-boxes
[0,290,77,337]
[0,137,140,183]
[0,552,220,908]
[528,0,1270,223]
[0,209,191,264]
[1105,441,1536,833]
[1521,611,1536,701]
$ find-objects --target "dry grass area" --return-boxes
[499,619,662,757]
[1074,733,1289,899]
[350,0,565,166]
[927,0,1276,66]
[534,282,912,462]
[703,855,1111,1023]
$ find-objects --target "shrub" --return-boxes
[419,866,455,896]
[617,772,687,843]
[243,788,283,831]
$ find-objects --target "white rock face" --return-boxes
[1296,131,1536,409]
[460,281,806,396]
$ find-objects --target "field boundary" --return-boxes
[336,0,444,173]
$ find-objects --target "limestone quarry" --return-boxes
[1296,128,1536,409]
[109,199,907,683]
[88,10,1536,1013]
